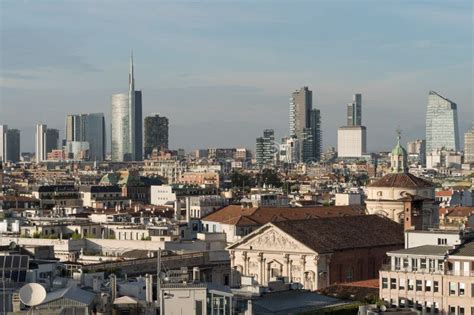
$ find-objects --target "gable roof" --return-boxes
[202,205,364,226]
[368,173,433,188]
[270,215,404,254]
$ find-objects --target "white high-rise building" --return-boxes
[337,126,367,158]
[0,125,7,162]
[337,93,367,158]
[463,126,474,164]
[35,124,47,163]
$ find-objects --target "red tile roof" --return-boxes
[202,205,365,226]
[272,215,404,253]
[368,173,433,188]
[436,190,453,197]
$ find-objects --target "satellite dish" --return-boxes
[19,283,47,306]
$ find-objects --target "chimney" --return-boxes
[193,267,200,282]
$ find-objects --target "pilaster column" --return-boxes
[284,254,291,278]
[313,255,320,290]
[300,255,307,283]
[258,252,264,285]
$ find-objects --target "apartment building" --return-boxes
[380,239,474,315]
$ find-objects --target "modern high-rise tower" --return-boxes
[256,129,275,168]
[289,87,321,162]
[111,53,143,162]
[0,125,7,162]
[66,113,106,161]
[464,126,474,164]
[144,114,169,158]
[425,91,460,154]
[45,129,59,154]
[347,93,362,126]
[338,93,367,158]
[35,124,47,163]
[6,129,20,163]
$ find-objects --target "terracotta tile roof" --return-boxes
[435,190,454,197]
[368,173,433,188]
[202,205,364,226]
[445,206,474,218]
[340,279,380,289]
[272,215,404,253]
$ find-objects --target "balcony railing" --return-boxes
[380,264,443,274]
[381,264,473,276]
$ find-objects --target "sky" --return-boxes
[0,0,472,153]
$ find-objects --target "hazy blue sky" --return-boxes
[1,0,472,153]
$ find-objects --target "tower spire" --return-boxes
[129,50,134,88]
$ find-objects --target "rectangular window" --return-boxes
[395,257,401,270]
[408,279,414,290]
[399,278,405,290]
[416,280,422,291]
[425,280,432,292]
[390,278,397,289]
[382,278,388,289]
[438,260,444,271]
[429,259,436,272]
[459,283,465,296]
[449,306,456,315]
[434,281,439,292]
[412,258,418,271]
[403,258,409,268]
[399,298,406,307]
[449,282,456,295]
[459,307,464,315]
[420,258,427,269]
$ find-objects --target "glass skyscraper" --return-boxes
[110,54,143,162]
[425,91,460,154]
[66,113,106,161]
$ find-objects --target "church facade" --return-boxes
[227,215,404,291]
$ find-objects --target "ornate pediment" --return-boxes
[241,227,310,252]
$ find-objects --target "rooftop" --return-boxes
[202,205,364,226]
[450,240,474,257]
[368,173,433,188]
[271,215,404,253]
[388,245,451,257]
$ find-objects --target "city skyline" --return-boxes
[0,1,472,153]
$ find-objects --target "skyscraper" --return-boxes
[464,126,474,164]
[256,129,275,168]
[66,113,106,161]
[6,129,20,163]
[134,90,143,161]
[426,91,460,154]
[45,129,59,154]
[111,53,143,162]
[347,93,362,126]
[0,125,7,162]
[35,124,47,163]
[289,87,321,162]
[338,94,367,158]
[111,93,130,161]
[144,114,169,158]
